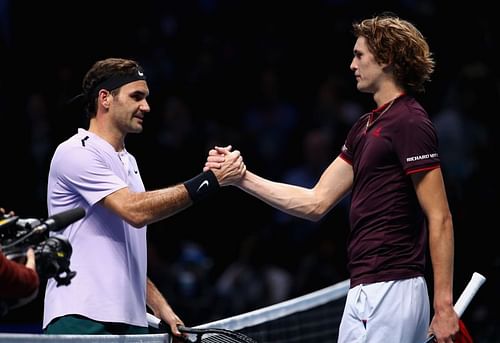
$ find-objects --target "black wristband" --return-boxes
[183,170,220,203]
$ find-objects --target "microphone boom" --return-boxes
[35,207,86,233]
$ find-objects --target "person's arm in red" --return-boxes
[0,248,40,298]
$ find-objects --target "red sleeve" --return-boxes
[0,253,40,298]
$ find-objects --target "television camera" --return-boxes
[0,207,85,287]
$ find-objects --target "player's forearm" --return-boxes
[237,170,324,221]
[428,214,455,310]
[139,185,192,224]
[146,278,169,314]
[107,184,192,228]
[146,278,184,335]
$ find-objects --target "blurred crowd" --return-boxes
[1,0,498,340]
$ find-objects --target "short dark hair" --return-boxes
[82,58,145,117]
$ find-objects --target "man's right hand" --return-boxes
[204,145,246,186]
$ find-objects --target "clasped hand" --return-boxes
[204,145,246,186]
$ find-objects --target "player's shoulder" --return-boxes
[398,96,428,116]
[53,130,106,166]
[395,96,433,127]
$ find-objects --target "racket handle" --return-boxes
[147,312,172,333]
[147,312,161,329]
[453,272,486,317]
[423,272,486,343]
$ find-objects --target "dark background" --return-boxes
[1,0,498,340]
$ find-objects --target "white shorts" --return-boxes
[338,276,429,343]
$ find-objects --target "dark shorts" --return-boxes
[44,314,149,335]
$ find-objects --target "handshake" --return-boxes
[203,145,246,187]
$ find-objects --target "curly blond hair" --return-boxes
[352,14,435,93]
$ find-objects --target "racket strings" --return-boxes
[181,328,258,343]
[200,333,242,343]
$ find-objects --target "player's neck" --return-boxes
[374,89,405,107]
[88,120,126,151]
[373,81,405,107]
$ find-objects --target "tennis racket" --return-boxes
[147,313,259,343]
[424,272,486,343]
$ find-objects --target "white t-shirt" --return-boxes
[43,128,148,328]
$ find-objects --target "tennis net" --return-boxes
[197,278,350,343]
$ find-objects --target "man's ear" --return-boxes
[98,89,111,109]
